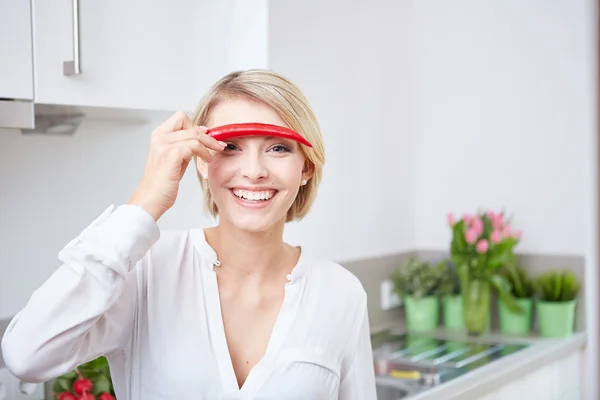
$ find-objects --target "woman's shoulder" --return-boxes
[146,228,211,261]
[305,256,367,300]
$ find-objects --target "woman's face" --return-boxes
[198,97,312,232]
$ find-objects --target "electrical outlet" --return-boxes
[380,279,401,310]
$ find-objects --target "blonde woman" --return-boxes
[1,70,377,399]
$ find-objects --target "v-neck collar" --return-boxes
[189,228,308,394]
[188,228,310,283]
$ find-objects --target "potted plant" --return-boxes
[448,210,524,336]
[390,256,445,332]
[51,356,115,400]
[437,259,465,332]
[534,269,581,338]
[498,265,535,335]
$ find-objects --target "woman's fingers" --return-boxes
[153,111,194,135]
[164,127,226,152]
[171,139,214,164]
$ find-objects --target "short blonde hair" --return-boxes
[191,69,326,222]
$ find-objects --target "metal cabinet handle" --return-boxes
[63,0,81,76]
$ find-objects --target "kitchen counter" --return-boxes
[372,325,587,400]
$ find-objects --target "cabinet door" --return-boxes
[32,0,268,112]
[0,0,34,100]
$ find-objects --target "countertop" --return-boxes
[372,325,587,400]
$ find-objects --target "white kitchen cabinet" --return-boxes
[477,349,582,400]
[0,0,34,100]
[0,0,35,129]
[31,0,268,112]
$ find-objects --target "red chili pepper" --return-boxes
[207,122,313,147]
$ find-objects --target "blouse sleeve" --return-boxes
[0,204,160,383]
[338,294,377,400]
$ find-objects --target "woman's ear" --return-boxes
[196,157,209,180]
[301,161,315,185]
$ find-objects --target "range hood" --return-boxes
[0,100,85,135]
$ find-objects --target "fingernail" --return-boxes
[218,141,227,147]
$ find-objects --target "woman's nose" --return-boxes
[240,153,268,181]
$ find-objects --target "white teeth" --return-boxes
[232,189,276,201]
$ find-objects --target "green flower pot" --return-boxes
[442,295,465,331]
[498,297,533,335]
[404,295,439,331]
[537,299,577,338]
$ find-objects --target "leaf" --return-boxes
[557,270,581,301]
[490,274,524,314]
[504,261,523,297]
[553,272,562,301]
[62,370,78,380]
[54,376,73,393]
[83,356,109,369]
[92,374,113,395]
[487,251,511,270]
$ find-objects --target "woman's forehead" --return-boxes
[206,98,288,129]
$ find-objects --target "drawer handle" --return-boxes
[63,0,81,76]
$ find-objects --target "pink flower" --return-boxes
[471,216,484,235]
[465,228,479,244]
[491,229,503,243]
[476,239,489,253]
[513,230,522,239]
[447,213,456,226]
[464,213,473,226]
[503,224,511,236]
[492,214,504,230]
[486,211,496,220]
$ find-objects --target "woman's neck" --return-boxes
[205,219,295,280]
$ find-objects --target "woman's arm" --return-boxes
[0,204,160,383]
[338,295,378,400]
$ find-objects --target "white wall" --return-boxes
[268,0,416,261]
[413,1,595,256]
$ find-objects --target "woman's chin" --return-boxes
[220,209,287,234]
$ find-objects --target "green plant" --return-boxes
[534,269,581,302]
[502,265,534,298]
[437,259,461,296]
[390,257,446,300]
[52,356,115,400]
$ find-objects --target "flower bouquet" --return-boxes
[52,356,115,400]
[447,210,524,335]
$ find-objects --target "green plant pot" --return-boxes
[461,278,491,336]
[404,295,439,331]
[498,297,533,335]
[537,299,577,338]
[442,295,465,331]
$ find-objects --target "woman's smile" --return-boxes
[230,187,279,209]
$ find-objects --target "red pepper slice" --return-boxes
[206,122,313,147]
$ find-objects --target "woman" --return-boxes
[1,70,377,399]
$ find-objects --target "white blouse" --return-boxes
[1,204,377,399]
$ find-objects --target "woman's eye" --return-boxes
[224,143,238,151]
[270,144,291,153]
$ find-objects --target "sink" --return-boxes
[371,331,529,398]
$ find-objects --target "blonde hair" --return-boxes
[191,69,326,222]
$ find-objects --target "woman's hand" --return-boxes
[127,111,225,221]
